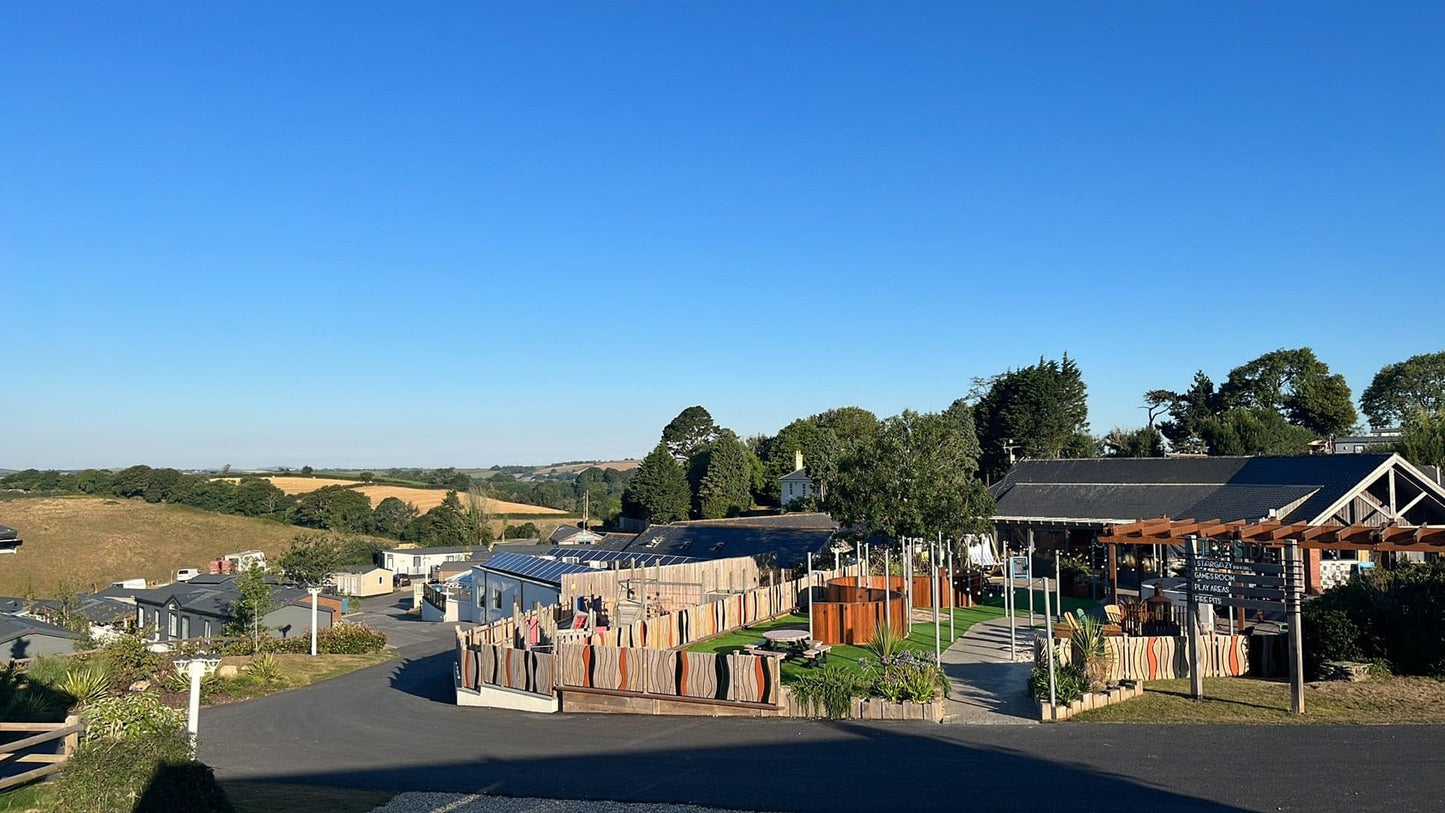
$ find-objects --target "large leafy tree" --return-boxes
[293,485,372,533]
[828,408,994,541]
[1396,409,1445,470]
[279,532,341,587]
[621,442,691,524]
[401,490,471,547]
[1218,348,1356,437]
[227,565,275,647]
[369,496,419,537]
[1196,408,1315,456]
[1103,426,1165,458]
[973,355,1093,479]
[1150,374,1224,454]
[661,406,718,461]
[1361,351,1445,429]
[694,431,753,519]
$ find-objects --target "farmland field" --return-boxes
[351,485,566,515]
[0,496,369,598]
[533,459,641,475]
[232,476,567,515]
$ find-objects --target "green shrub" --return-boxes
[1029,663,1088,705]
[0,663,70,722]
[23,655,72,688]
[100,634,163,688]
[316,623,387,654]
[870,651,946,703]
[1302,562,1445,678]
[790,665,869,719]
[56,727,234,813]
[82,692,185,742]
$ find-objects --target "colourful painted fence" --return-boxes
[456,638,555,697]
[556,644,780,705]
[586,570,841,650]
[1045,634,1250,682]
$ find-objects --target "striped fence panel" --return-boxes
[556,644,779,706]
[457,641,554,697]
[1047,635,1249,682]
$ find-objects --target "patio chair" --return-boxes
[1103,604,1123,624]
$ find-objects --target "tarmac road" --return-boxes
[202,627,1445,813]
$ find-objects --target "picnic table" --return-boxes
[762,628,811,647]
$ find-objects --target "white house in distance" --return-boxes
[780,450,818,507]
[378,546,481,578]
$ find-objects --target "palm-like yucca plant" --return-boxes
[1069,610,1113,691]
[865,622,908,665]
[244,652,283,685]
[58,664,112,709]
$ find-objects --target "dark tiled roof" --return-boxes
[592,521,835,567]
[479,549,699,586]
[0,613,80,645]
[991,455,1393,525]
[333,564,385,574]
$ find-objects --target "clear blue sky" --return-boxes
[4,3,1442,469]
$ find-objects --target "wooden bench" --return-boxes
[801,644,831,667]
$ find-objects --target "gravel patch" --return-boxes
[370,794,768,813]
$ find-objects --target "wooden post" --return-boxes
[62,714,80,756]
[1043,577,1055,707]
[1108,543,1119,601]
[1186,535,1204,701]
[1286,538,1306,714]
[1026,529,1035,629]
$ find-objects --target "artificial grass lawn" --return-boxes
[1072,676,1445,724]
[686,606,1005,683]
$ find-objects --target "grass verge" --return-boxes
[1073,676,1445,724]
[0,781,396,813]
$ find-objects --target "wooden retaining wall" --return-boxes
[456,639,555,697]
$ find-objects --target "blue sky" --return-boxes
[4,3,1442,469]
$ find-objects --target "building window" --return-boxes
[168,612,178,638]
[204,621,212,638]
[413,555,422,569]
[492,587,503,610]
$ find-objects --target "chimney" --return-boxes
[794,450,804,472]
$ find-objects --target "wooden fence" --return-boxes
[560,557,763,610]
[556,644,780,705]
[810,577,908,645]
[1044,634,1250,682]
[0,716,82,792]
[456,640,555,697]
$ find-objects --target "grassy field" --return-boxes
[0,496,359,598]
[533,459,641,475]
[1073,676,1445,724]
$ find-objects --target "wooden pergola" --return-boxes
[1098,518,1445,599]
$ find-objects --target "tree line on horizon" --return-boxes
[622,347,1445,543]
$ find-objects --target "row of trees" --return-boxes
[1132,349,1445,467]
[0,466,509,549]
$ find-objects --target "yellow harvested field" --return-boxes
[0,496,364,598]
[235,476,567,515]
[255,476,365,494]
[352,485,566,515]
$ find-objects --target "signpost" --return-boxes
[1185,536,1303,712]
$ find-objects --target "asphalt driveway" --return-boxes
[200,632,1445,813]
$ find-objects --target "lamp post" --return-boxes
[309,587,322,657]
[173,654,220,754]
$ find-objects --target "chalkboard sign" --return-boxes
[1188,556,1286,612]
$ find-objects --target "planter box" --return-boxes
[779,688,944,721]
[1038,682,1146,722]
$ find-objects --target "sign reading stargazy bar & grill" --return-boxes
[1188,556,1286,612]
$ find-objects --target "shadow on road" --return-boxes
[201,719,1244,813]
[388,649,457,704]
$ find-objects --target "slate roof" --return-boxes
[587,515,837,567]
[333,564,387,574]
[0,613,79,645]
[478,549,699,587]
[131,578,318,620]
[991,455,1394,525]
[31,594,133,625]
[781,468,814,481]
